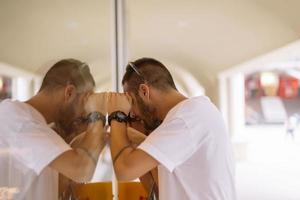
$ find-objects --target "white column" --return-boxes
[33,77,42,95]
[112,0,128,92]
[12,77,34,101]
[218,76,229,129]
[229,73,245,136]
[111,0,128,199]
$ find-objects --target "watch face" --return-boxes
[91,112,101,121]
[88,111,105,124]
[116,112,127,120]
[108,111,128,125]
[90,112,98,119]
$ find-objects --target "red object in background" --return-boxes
[278,75,299,98]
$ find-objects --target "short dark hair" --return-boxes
[39,59,95,92]
[122,57,177,93]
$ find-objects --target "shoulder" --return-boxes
[0,100,33,132]
[166,96,217,120]
[165,96,224,133]
[20,121,69,151]
[0,99,31,119]
[22,120,58,136]
[0,99,20,112]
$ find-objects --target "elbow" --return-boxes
[70,161,95,183]
[71,172,93,183]
[71,176,90,183]
[116,173,131,182]
[114,163,134,181]
[73,172,93,183]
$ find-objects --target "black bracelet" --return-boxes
[113,144,132,164]
[87,111,106,125]
[108,111,128,126]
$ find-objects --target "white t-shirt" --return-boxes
[138,96,236,200]
[0,99,71,200]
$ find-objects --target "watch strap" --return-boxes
[108,111,128,126]
[87,111,106,125]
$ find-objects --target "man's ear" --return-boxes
[138,84,150,101]
[64,85,77,103]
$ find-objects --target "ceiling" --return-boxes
[1,0,300,97]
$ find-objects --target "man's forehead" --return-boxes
[123,82,129,92]
[123,83,135,97]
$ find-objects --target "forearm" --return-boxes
[77,121,105,161]
[51,121,105,183]
[110,121,136,180]
[110,121,158,181]
[108,93,158,181]
[110,121,131,160]
[74,121,106,179]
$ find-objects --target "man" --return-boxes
[0,59,107,200]
[108,58,236,199]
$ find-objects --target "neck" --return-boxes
[25,91,58,124]
[155,90,187,120]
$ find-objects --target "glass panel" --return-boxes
[126,1,300,200]
[0,1,114,199]
[126,1,205,99]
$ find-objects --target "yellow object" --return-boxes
[76,182,113,200]
[75,182,148,200]
[118,182,148,200]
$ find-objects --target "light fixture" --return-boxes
[260,72,278,87]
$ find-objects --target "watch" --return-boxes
[108,111,128,126]
[87,111,106,125]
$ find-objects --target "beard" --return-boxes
[55,98,80,138]
[135,94,162,132]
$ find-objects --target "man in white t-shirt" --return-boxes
[0,59,108,200]
[108,58,236,199]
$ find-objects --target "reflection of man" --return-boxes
[0,59,107,200]
[109,58,236,199]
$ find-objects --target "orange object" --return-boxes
[75,181,148,200]
[118,182,148,200]
[75,182,113,200]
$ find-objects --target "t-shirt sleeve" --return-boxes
[138,117,202,172]
[13,122,71,175]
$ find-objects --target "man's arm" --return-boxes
[108,93,159,181]
[50,120,105,183]
[111,121,159,181]
[50,93,107,183]
[69,131,87,148]
[127,127,159,192]
[58,131,87,197]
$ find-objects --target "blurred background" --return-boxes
[1,0,300,199]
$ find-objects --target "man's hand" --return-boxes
[108,92,132,115]
[84,92,108,114]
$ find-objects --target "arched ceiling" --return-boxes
[127,0,300,90]
[1,0,300,96]
[0,0,112,83]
